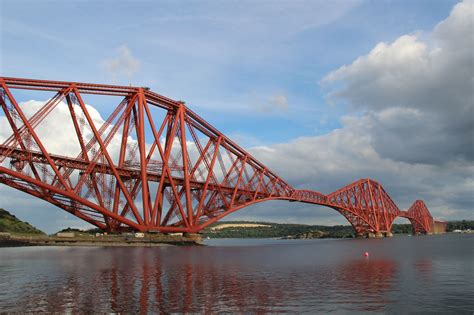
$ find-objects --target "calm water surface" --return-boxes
[0,234,473,313]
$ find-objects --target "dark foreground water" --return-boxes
[0,234,473,313]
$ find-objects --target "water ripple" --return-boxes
[0,234,472,313]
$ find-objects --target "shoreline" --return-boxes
[0,233,203,247]
[1,231,462,248]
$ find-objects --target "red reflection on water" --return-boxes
[12,247,399,313]
[414,259,433,283]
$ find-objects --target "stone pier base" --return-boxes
[375,232,384,238]
[385,232,393,237]
[183,233,203,244]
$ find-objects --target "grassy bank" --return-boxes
[0,208,45,235]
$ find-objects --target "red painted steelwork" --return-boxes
[0,77,435,235]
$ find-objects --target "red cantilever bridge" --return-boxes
[0,77,438,237]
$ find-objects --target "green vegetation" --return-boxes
[202,221,354,239]
[391,224,413,234]
[0,208,45,235]
[446,220,474,231]
[56,227,102,234]
[202,221,432,239]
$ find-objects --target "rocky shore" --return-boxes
[282,230,331,239]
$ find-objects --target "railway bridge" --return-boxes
[0,77,444,237]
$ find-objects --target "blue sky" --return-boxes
[1,0,457,142]
[1,0,473,233]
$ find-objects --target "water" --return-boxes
[0,234,472,313]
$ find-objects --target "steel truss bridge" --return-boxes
[0,77,437,237]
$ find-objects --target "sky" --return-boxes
[0,0,473,233]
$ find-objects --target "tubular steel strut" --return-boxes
[0,77,434,234]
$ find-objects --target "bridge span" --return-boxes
[0,77,443,237]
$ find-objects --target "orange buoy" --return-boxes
[364,252,369,257]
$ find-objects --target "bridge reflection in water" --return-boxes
[3,235,472,313]
[9,245,400,313]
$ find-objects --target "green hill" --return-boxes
[202,221,355,238]
[202,221,417,239]
[0,208,45,235]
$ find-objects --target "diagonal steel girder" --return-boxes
[0,77,435,234]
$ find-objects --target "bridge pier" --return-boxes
[365,231,392,238]
[183,233,203,243]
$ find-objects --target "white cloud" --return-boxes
[248,115,473,220]
[0,100,121,159]
[236,0,474,223]
[0,99,129,233]
[271,95,289,111]
[256,94,290,113]
[102,45,140,81]
[321,0,474,165]
[0,98,238,231]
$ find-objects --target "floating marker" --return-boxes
[364,252,369,257]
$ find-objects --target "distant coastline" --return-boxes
[202,221,421,239]
[1,208,473,246]
[203,220,474,239]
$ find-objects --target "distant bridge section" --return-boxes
[0,77,442,237]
